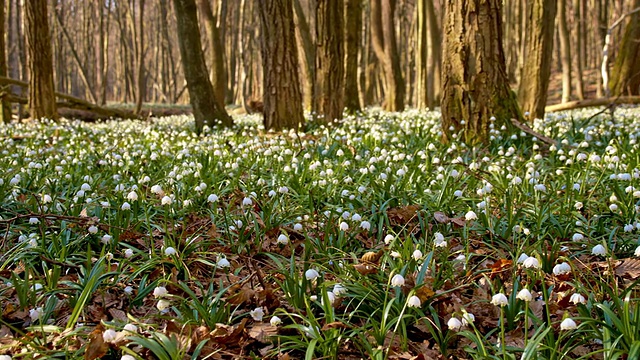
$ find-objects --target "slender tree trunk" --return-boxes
[573,0,585,99]
[315,0,344,123]
[258,0,304,130]
[344,0,362,112]
[416,0,428,108]
[173,0,232,131]
[292,0,315,111]
[441,0,521,144]
[199,0,227,106]
[518,0,557,119]
[25,0,57,120]
[134,0,146,115]
[558,0,572,102]
[610,0,640,95]
[0,0,10,123]
[426,0,441,108]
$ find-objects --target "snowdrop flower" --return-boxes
[523,257,540,269]
[121,356,135,360]
[574,202,583,210]
[465,211,477,221]
[164,247,177,256]
[553,262,571,276]
[0,355,12,360]
[277,234,289,245]
[323,291,336,305]
[81,183,91,191]
[29,217,39,224]
[333,284,346,296]
[161,196,172,205]
[453,190,463,197]
[560,318,577,330]
[534,184,546,192]
[412,249,423,261]
[491,293,509,307]
[360,221,371,231]
[572,233,584,241]
[516,253,529,264]
[127,191,138,201]
[207,194,219,202]
[217,257,231,268]
[270,316,282,326]
[390,251,401,258]
[124,286,134,295]
[305,269,320,281]
[635,245,640,257]
[124,248,134,258]
[461,311,475,326]
[88,225,98,234]
[516,289,533,302]
[121,202,131,210]
[624,224,635,232]
[407,295,422,308]
[447,317,462,331]
[105,252,114,261]
[591,244,606,256]
[153,286,168,298]
[609,204,618,212]
[42,194,52,203]
[102,329,118,343]
[569,293,586,305]
[242,197,253,206]
[29,307,43,322]
[293,223,303,231]
[151,185,162,194]
[250,307,265,321]
[391,274,405,287]
[351,213,362,222]
[384,234,395,244]
[339,222,349,231]
[157,299,171,312]
[123,324,138,333]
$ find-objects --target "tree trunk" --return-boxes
[370,0,405,111]
[173,0,232,132]
[258,0,304,130]
[199,0,227,106]
[558,0,572,103]
[415,0,428,108]
[610,0,640,96]
[25,0,57,120]
[315,0,344,123]
[441,0,521,144]
[292,0,315,111]
[0,0,10,123]
[518,0,557,119]
[134,0,146,115]
[572,0,585,100]
[426,0,441,108]
[343,0,362,113]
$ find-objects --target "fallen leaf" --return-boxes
[211,318,247,346]
[247,323,277,343]
[354,263,378,275]
[84,325,108,360]
[433,212,449,223]
[361,250,384,264]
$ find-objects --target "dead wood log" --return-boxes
[545,96,640,112]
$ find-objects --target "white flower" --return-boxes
[127,191,138,201]
[153,286,168,298]
[360,221,371,231]
[322,291,336,305]
[523,257,540,269]
[0,355,12,360]
[384,234,395,244]
[270,316,282,326]
[101,234,113,244]
[157,299,171,312]
[277,234,289,245]
[121,355,136,360]
[29,307,43,322]
[516,253,529,263]
[339,222,349,231]
[461,311,475,325]
[560,318,577,330]
[412,249,423,261]
[161,196,172,205]
[123,324,138,333]
[217,257,231,268]
[574,202,583,210]
[29,217,39,224]
[250,307,265,321]
[124,249,134,258]
[207,194,219,202]
[242,197,253,206]
[635,245,640,257]
[121,202,131,210]
[294,223,303,231]
[81,183,91,191]
[42,194,52,203]
[569,293,586,305]
[453,190,463,197]
[553,262,571,276]
[305,269,320,281]
[105,252,114,261]
[447,317,462,331]
[332,283,346,296]
[88,225,99,234]
[164,247,177,256]
[534,184,546,192]
[102,329,118,343]
[151,185,162,194]
[391,274,405,287]
[465,211,477,221]
[572,233,584,241]
[124,286,134,295]
[609,204,618,212]
[592,244,606,256]
[491,293,509,307]
[407,295,422,308]
[516,289,533,302]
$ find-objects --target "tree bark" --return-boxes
[572,0,585,100]
[441,0,521,144]
[258,0,304,130]
[199,0,227,106]
[292,0,315,111]
[344,0,362,113]
[610,0,640,96]
[426,0,441,108]
[416,0,428,108]
[25,0,57,120]
[558,0,572,103]
[518,0,557,119]
[134,0,146,115]
[315,0,345,123]
[370,0,405,111]
[173,0,232,132]
[0,0,10,123]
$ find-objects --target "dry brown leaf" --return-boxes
[433,212,449,223]
[354,263,378,275]
[84,324,108,360]
[387,205,421,225]
[247,323,277,343]
[489,259,513,279]
[321,321,350,331]
[227,285,256,306]
[615,258,640,279]
[211,318,247,346]
[108,309,128,322]
[361,249,384,264]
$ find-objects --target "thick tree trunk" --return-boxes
[25,0,57,120]
[518,0,557,119]
[0,0,10,123]
[315,0,344,123]
[426,0,441,108]
[199,0,227,106]
[441,0,521,144]
[344,0,362,113]
[610,0,640,96]
[258,0,304,130]
[292,0,315,111]
[558,0,572,103]
[173,0,232,132]
[370,0,405,111]
[416,0,428,108]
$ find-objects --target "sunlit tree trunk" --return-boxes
[370,0,404,111]
[0,0,10,123]
[344,0,362,113]
[315,0,344,123]
[610,0,640,96]
[441,0,521,144]
[558,0,572,103]
[199,0,227,106]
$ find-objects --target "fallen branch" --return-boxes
[545,96,640,112]
[0,76,137,120]
[510,118,558,147]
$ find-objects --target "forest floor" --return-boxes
[2,106,640,359]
